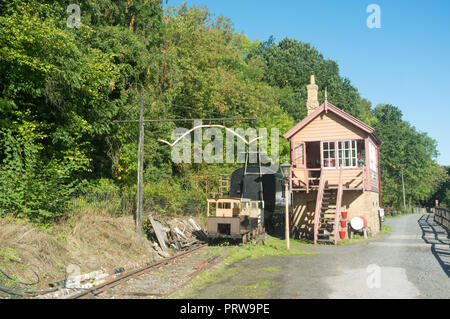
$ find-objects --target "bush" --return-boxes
[67,179,135,217]
[143,177,206,216]
[0,132,81,224]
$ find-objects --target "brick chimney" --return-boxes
[306,75,319,115]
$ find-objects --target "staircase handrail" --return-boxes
[313,169,326,245]
[333,166,344,245]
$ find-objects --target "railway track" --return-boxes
[67,243,209,299]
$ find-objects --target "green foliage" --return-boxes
[66,179,135,217]
[0,130,82,223]
[380,224,392,234]
[372,104,446,209]
[143,175,206,216]
[248,37,363,120]
[0,1,445,223]
[426,166,450,207]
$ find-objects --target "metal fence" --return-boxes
[386,206,430,216]
[434,206,450,233]
[66,192,135,217]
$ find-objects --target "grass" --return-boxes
[219,236,316,266]
[337,223,392,246]
[380,224,392,234]
[226,280,279,299]
[0,209,159,297]
[385,214,405,219]
[171,236,315,298]
[262,266,281,272]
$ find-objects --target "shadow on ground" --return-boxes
[418,214,450,277]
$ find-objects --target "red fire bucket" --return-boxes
[339,231,346,239]
[340,220,347,228]
[341,211,348,219]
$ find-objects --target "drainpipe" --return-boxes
[377,143,383,207]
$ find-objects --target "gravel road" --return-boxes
[279,213,450,298]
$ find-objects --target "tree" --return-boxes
[247,37,363,121]
[372,104,446,208]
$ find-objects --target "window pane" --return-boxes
[294,144,304,164]
[323,142,336,167]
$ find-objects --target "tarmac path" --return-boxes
[191,213,450,299]
[279,213,450,298]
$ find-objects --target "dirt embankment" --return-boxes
[0,212,159,296]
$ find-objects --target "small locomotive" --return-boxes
[205,165,288,244]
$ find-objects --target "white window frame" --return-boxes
[337,140,358,168]
[369,141,377,172]
[322,141,337,169]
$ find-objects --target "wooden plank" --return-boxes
[169,225,181,250]
[292,113,366,141]
[150,216,168,252]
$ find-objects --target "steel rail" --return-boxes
[68,243,208,299]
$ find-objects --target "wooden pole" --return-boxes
[136,93,144,234]
[400,164,406,214]
[285,181,290,250]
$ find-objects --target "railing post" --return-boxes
[306,169,309,193]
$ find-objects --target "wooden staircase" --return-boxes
[313,168,344,245]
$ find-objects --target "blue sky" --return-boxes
[165,0,450,165]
